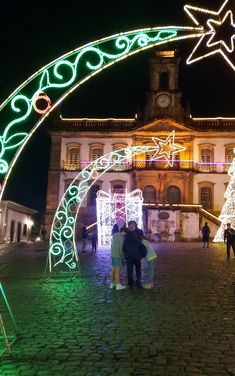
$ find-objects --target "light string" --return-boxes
[0,25,203,198]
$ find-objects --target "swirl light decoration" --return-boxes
[0,23,205,197]
[1,1,234,197]
[49,137,186,274]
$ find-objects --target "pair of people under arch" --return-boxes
[110,221,157,290]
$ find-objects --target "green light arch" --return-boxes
[49,144,161,273]
[0,25,203,198]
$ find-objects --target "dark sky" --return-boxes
[1,0,235,219]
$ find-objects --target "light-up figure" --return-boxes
[96,189,143,246]
[214,153,235,242]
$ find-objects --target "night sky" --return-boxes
[1,0,235,220]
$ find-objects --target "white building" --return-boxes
[44,51,235,240]
[0,201,37,243]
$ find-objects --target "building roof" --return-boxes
[51,115,235,133]
[0,201,38,215]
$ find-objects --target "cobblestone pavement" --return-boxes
[0,241,235,375]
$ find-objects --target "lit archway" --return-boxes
[49,133,186,274]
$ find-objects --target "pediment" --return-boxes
[135,117,196,134]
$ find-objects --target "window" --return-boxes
[91,147,102,161]
[201,187,212,209]
[111,180,125,194]
[226,148,235,164]
[113,184,124,194]
[199,145,214,172]
[112,144,128,170]
[143,186,157,204]
[159,71,169,90]
[201,149,212,163]
[65,144,80,170]
[89,184,100,206]
[167,186,181,204]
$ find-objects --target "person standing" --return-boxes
[142,239,157,289]
[201,222,210,248]
[90,227,98,254]
[110,225,126,290]
[122,229,146,289]
[81,226,88,253]
[224,223,235,259]
[128,220,144,239]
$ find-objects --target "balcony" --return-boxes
[62,160,231,173]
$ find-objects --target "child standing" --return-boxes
[110,225,126,290]
[142,239,157,289]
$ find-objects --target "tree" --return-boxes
[214,158,235,242]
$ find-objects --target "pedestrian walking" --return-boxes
[122,229,147,289]
[201,222,210,248]
[224,223,235,259]
[81,226,88,253]
[142,239,157,289]
[110,225,126,290]
[90,227,98,254]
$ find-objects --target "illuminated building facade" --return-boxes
[44,51,235,240]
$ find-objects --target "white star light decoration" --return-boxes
[184,0,235,70]
[151,131,186,167]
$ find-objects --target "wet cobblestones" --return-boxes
[0,241,235,375]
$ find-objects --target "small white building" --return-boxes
[0,201,37,243]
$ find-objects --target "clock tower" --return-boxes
[145,50,185,122]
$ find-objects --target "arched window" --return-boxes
[143,186,157,203]
[159,71,169,90]
[201,187,212,209]
[167,186,181,204]
[89,184,100,206]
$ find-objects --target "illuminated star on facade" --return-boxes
[151,131,186,167]
[184,0,235,71]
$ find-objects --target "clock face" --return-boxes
[156,93,171,108]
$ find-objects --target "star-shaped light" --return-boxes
[184,0,235,71]
[151,131,186,167]
[207,10,235,53]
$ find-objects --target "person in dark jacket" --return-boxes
[224,223,235,259]
[128,220,144,239]
[201,222,210,248]
[90,227,98,254]
[122,229,146,289]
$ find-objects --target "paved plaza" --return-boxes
[0,241,235,375]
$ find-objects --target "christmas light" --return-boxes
[96,189,143,246]
[214,157,235,242]
[0,2,231,201]
[185,1,235,71]
[0,24,203,198]
[32,93,52,114]
[152,131,186,167]
[49,136,184,273]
